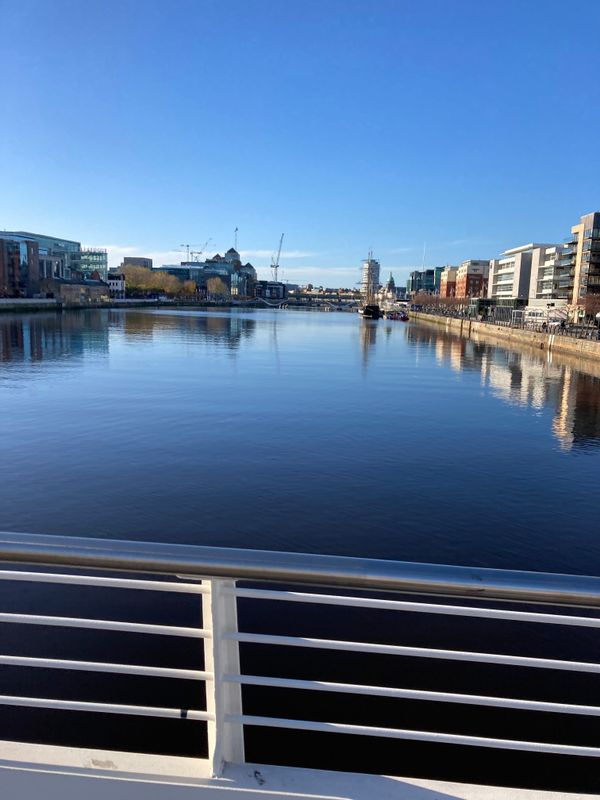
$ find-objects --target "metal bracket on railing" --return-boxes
[202,578,244,777]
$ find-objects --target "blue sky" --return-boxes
[2,0,600,287]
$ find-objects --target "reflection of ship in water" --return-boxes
[0,311,109,366]
[360,319,378,369]
[408,325,600,451]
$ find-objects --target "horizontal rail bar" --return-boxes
[1,531,600,607]
[0,695,213,721]
[226,674,600,716]
[232,588,600,628]
[0,654,211,680]
[0,613,209,638]
[228,633,600,673]
[0,570,206,594]
[229,715,600,757]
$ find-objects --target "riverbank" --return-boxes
[411,311,600,364]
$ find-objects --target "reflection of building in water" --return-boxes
[0,312,109,365]
[552,368,600,451]
[410,324,600,450]
[109,310,257,351]
[480,350,563,411]
[360,321,377,369]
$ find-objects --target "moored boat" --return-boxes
[358,304,383,320]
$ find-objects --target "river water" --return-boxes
[1,308,599,571]
[1,308,600,790]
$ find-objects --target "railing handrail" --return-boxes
[1,530,600,607]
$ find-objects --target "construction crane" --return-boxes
[190,238,212,262]
[271,233,284,283]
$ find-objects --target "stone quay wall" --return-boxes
[411,312,600,363]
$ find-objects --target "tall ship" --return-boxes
[358,251,383,319]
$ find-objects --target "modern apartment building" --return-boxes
[487,245,549,301]
[439,266,457,297]
[455,260,489,298]
[527,244,570,301]
[564,211,600,307]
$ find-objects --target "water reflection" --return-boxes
[0,310,257,369]
[407,325,600,451]
[108,310,257,350]
[0,311,108,366]
[360,320,378,369]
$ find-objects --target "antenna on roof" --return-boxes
[234,227,238,250]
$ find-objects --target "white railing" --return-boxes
[1,531,600,785]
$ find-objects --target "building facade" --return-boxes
[0,237,40,296]
[406,269,435,295]
[108,272,126,299]
[439,266,457,297]
[527,244,570,302]
[254,280,287,300]
[73,248,108,280]
[564,211,600,308]
[487,246,541,301]
[455,260,489,298]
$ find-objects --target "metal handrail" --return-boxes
[1,530,600,606]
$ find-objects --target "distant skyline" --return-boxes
[2,0,600,287]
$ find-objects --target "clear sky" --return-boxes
[2,0,600,287]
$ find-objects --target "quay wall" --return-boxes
[411,312,600,363]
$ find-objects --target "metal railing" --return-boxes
[2,531,600,782]
[412,307,600,340]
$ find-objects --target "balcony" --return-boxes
[1,531,600,799]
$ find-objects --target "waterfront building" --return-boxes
[123,256,153,269]
[39,276,110,304]
[527,244,570,302]
[406,269,435,296]
[72,248,108,280]
[361,253,380,302]
[433,266,445,294]
[561,210,600,309]
[455,259,489,298]
[254,280,287,300]
[0,236,40,296]
[0,231,109,284]
[487,245,544,301]
[439,266,457,297]
[108,271,126,299]
[156,247,258,298]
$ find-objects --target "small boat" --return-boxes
[384,311,409,321]
[359,304,383,320]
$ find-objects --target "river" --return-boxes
[1,308,599,790]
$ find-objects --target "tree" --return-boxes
[122,265,188,297]
[206,277,230,300]
[584,294,600,322]
[181,280,197,296]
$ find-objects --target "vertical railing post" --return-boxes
[202,578,244,777]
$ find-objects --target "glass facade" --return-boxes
[73,249,108,280]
